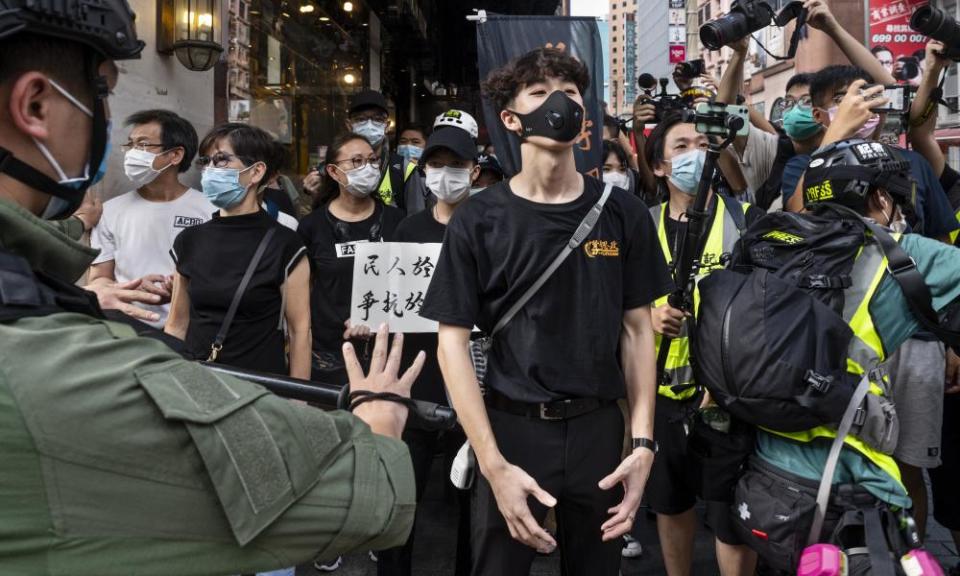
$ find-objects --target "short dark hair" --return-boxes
[603,138,629,169]
[809,65,873,108]
[871,44,893,56]
[125,109,198,173]
[0,33,91,99]
[199,123,280,185]
[481,47,590,111]
[398,124,428,140]
[785,73,813,94]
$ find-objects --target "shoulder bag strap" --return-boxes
[490,182,614,339]
[719,194,747,234]
[208,227,277,361]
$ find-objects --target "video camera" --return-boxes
[910,5,960,61]
[700,0,805,54]
[637,73,688,122]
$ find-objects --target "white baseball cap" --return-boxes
[434,109,479,139]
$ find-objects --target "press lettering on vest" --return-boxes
[583,240,620,258]
[804,180,834,203]
[173,216,204,228]
[761,230,804,245]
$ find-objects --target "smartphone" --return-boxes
[864,84,910,113]
[693,102,750,137]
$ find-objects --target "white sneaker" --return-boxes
[313,555,342,572]
[621,534,643,558]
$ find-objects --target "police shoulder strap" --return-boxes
[490,181,614,339]
[208,227,277,362]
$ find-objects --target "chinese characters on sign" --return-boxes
[868,0,928,64]
[350,242,442,333]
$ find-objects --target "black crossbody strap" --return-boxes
[208,227,277,361]
[490,182,614,338]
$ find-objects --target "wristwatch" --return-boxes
[632,437,658,454]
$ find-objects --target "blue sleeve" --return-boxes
[780,154,810,203]
[909,151,959,238]
[871,233,960,353]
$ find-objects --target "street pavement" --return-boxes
[296,456,959,576]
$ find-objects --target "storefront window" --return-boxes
[227,0,370,175]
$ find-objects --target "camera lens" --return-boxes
[911,6,960,51]
[700,12,751,51]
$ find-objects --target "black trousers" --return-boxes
[470,401,624,576]
[377,426,471,576]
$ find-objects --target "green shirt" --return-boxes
[758,233,960,507]
[0,199,415,576]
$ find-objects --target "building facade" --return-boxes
[608,0,639,115]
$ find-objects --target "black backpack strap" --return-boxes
[720,194,747,234]
[862,506,898,576]
[208,227,276,362]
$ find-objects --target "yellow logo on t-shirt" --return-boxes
[584,240,620,258]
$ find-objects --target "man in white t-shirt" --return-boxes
[89,109,214,328]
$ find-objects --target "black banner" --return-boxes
[476,14,605,178]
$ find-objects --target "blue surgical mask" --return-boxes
[782,106,823,141]
[201,164,257,209]
[667,149,706,196]
[353,119,387,146]
[397,144,423,164]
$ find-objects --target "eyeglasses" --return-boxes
[350,113,389,124]
[122,141,166,152]
[333,155,381,170]
[778,95,813,112]
[194,152,254,169]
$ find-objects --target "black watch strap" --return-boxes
[632,437,658,454]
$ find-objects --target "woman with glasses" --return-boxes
[164,123,311,380]
[298,134,404,392]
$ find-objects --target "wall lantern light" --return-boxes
[158,0,224,72]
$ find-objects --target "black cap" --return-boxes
[420,127,478,165]
[348,90,388,115]
[478,154,503,177]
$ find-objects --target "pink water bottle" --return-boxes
[797,544,848,576]
[901,549,945,576]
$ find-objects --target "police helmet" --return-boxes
[802,139,917,215]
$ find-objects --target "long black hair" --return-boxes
[313,133,376,208]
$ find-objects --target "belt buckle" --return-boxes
[539,401,566,421]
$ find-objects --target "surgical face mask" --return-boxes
[352,119,388,146]
[880,194,908,233]
[509,90,585,143]
[782,106,823,141]
[603,170,630,190]
[397,144,423,164]
[201,164,258,209]
[425,166,472,203]
[667,149,706,196]
[339,163,381,198]
[470,186,487,196]
[124,148,174,188]
[33,80,111,217]
[826,105,880,140]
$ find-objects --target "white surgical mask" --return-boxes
[603,170,630,191]
[124,148,173,188]
[341,163,381,198]
[426,166,472,203]
[352,119,388,147]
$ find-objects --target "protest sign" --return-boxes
[350,242,442,333]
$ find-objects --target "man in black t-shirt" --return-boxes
[420,48,673,576]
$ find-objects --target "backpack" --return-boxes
[691,208,867,432]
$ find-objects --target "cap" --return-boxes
[348,90,388,115]
[803,139,916,212]
[434,109,479,139]
[420,127,478,165]
[478,154,503,177]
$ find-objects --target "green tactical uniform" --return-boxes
[0,198,415,576]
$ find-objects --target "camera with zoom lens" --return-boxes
[637,75,689,123]
[910,5,960,61]
[700,0,805,51]
[676,58,706,79]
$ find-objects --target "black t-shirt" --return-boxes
[171,209,307,374]
[263,186,298,219]
[420,177,674,403]
[298,201,404,354]
[393,207,449,405]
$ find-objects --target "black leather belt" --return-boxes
[485,389,608,421]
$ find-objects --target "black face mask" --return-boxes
[509,90,584,143]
